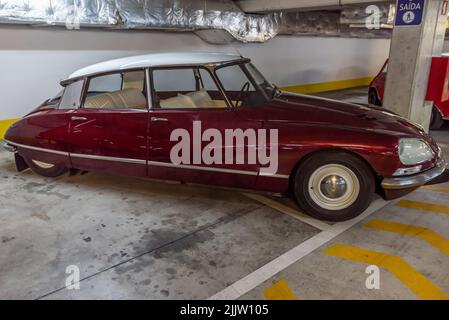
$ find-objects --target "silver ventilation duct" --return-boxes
[115,0,281,42]
[0,1,428,41]
[0,0,116,26]
[0,0,281,42]
[279,4,394,38]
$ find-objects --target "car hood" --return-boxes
[259,91,429,139]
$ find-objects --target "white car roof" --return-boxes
[67,52,243,80]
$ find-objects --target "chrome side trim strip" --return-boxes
[70,153,147,165]
[149,161,257,176]
[259,171,290,179]
[148,161,289,179]
[5,139,289,178]
[4,139,69,156]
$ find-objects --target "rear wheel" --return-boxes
[23,156,68,177]
[430,105,444,130]
[292,151,375,221]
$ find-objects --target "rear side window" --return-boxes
[59,80,84,109]
[83,70,147,110]
[88,74,122,92]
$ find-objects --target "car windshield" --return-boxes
[245,63,275,97]
[215,62,274,107]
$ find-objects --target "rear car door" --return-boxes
[68,70,149,177]
[8,81,83,168]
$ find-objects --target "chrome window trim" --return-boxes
[61,59,249,86]
[145,68,152,110]
[4,140,289,179]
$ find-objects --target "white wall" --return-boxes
[0,27,390,119]
[443,40,449,52]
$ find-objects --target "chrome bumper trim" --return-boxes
[382,158,447,190]
[3,143,16,153]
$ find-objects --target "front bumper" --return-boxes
[382,157,447,190]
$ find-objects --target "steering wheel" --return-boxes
[235,82,250,108]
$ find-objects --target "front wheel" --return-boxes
[292,151,375,221]
[23,156,68,177]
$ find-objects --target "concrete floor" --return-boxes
[1,87,448,300]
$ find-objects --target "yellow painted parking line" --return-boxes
[0,118,19,139]
[421,184,449,194]
[324,244,448,300]
[263,279,297,300]
[365,220,449,256]
[396,199,449,216]
[281,77,372,94]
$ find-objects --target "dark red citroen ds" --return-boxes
[3,52,446,221]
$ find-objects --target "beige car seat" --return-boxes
[159,89,227,109]
[84,88,147,109]
[188,89,228,108]
[160,94,196,109]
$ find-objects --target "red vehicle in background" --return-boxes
[369,60,446,130]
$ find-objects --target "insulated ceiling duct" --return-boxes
[0,0,281,42]
[0,0,116,26]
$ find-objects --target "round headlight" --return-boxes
[398,138,434,165]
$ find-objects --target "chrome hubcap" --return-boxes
[320,175,347,199]
[308,164,360,211]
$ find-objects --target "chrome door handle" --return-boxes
[71,116,87,121]
[151,117,169,122]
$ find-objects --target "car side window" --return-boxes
[83,71,147,110]
[216,64,269,108]
[216,65,255,93]
[152,68,228,109]
[59,80,84,109]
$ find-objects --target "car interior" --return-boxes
[80,65,270,110]
[82,68,230,110]
[152,67,229,109]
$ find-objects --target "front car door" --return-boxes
[67,69,149,177]
[148,65,260,189]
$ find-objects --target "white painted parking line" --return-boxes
[208,197,390,300]
[241,193,331,231]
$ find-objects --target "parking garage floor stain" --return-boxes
[0,87,448,300]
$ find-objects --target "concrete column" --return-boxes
[383,0,447,131]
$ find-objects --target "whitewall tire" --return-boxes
[292,151,375,221]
